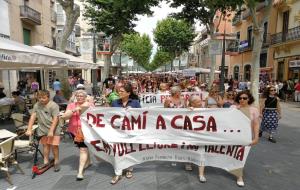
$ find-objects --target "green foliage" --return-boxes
[153,17,196,56]
[83,0,160,38]
[147,49,172,71]
[61,79,72,100]
[169,0,243,33]
[120,33,153,68]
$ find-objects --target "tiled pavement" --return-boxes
[1,102,300,190]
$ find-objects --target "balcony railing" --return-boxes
[51,10,57,23]
[232,14,242,26]
[65,40,77,53]
[271,26,300,45]
[262,33,271,47]
[226,40,239,53]
[20,5,41,25]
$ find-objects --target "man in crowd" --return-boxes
[26,90,61,172]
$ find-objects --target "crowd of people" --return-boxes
[2,72,298,187]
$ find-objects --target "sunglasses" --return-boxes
[228,94,234,96]
[239,97,248,100]
[270,89,276,92]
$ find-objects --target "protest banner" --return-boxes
[81,107,252,175]
[139,91,207,108]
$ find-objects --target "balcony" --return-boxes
[232,14,242,26]
[262,33,271,47]
[242,1,269,20]
[239,39,253,52]
[65,40,77,54]
[271,26,300,46]
[20,5,41,25]
[51,10,57,23]
[226,40,239,55]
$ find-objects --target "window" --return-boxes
[263,22,268,43]
[277,61,284,81]
[234,66,239,80]
[247,26,253,47]
[244,65,251,81]
[23,28,31,45]
[282,11,289,42]
[260,53,267,67]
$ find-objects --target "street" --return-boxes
[1,102,300,190]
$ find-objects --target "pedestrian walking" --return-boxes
[260,86,282,143]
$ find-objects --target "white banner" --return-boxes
[139,92,206,108]
[81,108,252,175]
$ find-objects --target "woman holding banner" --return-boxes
[110,83,141,184]
[188,95,207,183]
[61,90,93,181]
[164,86,192,170]
[232,90,260,187]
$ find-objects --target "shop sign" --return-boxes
[289,60,300,68]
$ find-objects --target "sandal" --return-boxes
[110,175,121,185]
[125,170,133,179]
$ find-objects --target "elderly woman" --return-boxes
[204,86,223,108]
[110,83,141,184]
[62,90,94,181]
[164,86,186,108]
[231,90,260,187]
[188,95,206,182]
[222,88,236,108]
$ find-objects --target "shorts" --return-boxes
[70,133,87,148]
[40,136,61,146]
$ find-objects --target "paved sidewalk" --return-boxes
[1,102,299,190]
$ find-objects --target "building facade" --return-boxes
[190,11,233,83]
[271,0,300,82]
[229,1,275,83]
[0,0,57,92]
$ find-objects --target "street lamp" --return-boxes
[219,13,231,96]
[92,22,97,89]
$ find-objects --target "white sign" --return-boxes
[209,40,222,55]
[182,69,196,77]
[81,108,252,175]
[289,60,300,68]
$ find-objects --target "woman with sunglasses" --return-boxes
[110,83,141,184]
[204,86,223,108]
[223,88,236,108]
[260,86,281,143]
[232,90,260,187]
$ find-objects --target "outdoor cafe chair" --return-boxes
[0,136,24,185]
[0,104,12,120]
[14,125,38,160]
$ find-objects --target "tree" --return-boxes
[244,0,272,107]
[148,49,172,71]
[83,0,160,80]
[169,0,243,88]
[120,33,153,69]
[56,0,80,52]
[153,17,196,71]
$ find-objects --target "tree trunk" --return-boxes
[56,1,80,81]
[250,28,264,107]
[208,54,216,89]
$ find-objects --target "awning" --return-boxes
[189,67,221,74]
[0,38,68,69]
[33,45,99,69]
